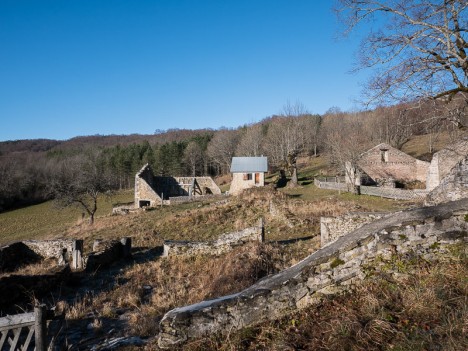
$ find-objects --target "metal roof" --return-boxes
[230,157,268,173]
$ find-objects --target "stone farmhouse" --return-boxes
[134,164,221,208]
[229,156,268,195]
[347,143,429,188]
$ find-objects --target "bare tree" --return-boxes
[263,101,315,186]
[322,114,372,192]
[183,141,203,176]
[206,129,240,175]
[337,0,468,124]
[236,124,265,157]
[49,152,115,225]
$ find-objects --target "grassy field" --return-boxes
[0,191,134,245]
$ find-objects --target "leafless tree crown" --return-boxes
[337,0,467,105]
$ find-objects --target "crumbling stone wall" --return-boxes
[354,143,429,185]
[192,177,222,195]
[85,238,131,272]
[0,239,76,273]
[163,220,264,257]
[134,164,162,208]
[427,156,468,204]
[320,213,388,246]
[23,239,75,260]
[0,242,42,273]
[158,199,468,348]
[135,164,221,207]
[426,138,468,191]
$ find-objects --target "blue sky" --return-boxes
[0,0,370,141]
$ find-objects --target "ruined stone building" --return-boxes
[229,157,268,195]
[347,143,429,188]
[134,164,221,208]
[426,137,468,191]
[426,137,468,204]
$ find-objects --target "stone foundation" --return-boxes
[85,238,132,272]
[163,219,264,257]
[23,239,75,261]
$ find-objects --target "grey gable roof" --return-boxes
[230,157,268,173]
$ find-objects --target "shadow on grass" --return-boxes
[269,235,314,245]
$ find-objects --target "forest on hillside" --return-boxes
[1,96,466,213]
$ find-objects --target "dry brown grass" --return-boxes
[55,242,306,338]
[0,258,58,279]
[179,245,467,351]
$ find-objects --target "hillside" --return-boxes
[0,132,466,350]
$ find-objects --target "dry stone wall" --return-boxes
[158,199,468,348]
[163,220,264,257]
[0,242,42,272]
[22,239,75,260]
[426,138,468,191]
[85,238,132,272]
[320,213,389,246]
[1,238,130,273]
[427,157,468,204]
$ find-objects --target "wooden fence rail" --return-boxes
[0,305,47,351]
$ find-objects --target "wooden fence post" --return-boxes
[34,304,47,351]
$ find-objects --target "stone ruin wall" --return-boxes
[427,156,468,204]
[22,239,75,260]
[163,220,264,257]
[320,213,389,246]
[426,138,468,191]
[189,177,222,195]
[0,238,131,273]
[134,166,161,207]
[0,239,77,273]
[157,199,468,348]
[134,164,221,207]
[85,238,132,272]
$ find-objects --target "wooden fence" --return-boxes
[0,305,48,351]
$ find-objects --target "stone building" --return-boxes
[347,143,429,187]
[229,157,268,195]
[426,137,468,204]
[426,137,468,191]
[134,164,221,208]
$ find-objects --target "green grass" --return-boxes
[280,171,413,213]
[401,132,452,159]
[0,190,133,245]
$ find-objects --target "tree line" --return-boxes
[1,97,465,214]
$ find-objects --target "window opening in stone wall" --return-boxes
[139,200,151,208]
[381,149,389,163]
[244,173,253,181]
